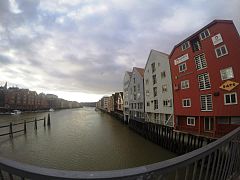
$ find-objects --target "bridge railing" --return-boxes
[0,127,239,180]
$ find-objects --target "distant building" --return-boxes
[169,20,240,137]
[123,71,132,123]
[144,50,174,127]
[114,92,123,114]
[128,67,145,122]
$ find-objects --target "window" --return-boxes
[200,94,213,111]
[215,45,228,58]
[182,98,191,107]
[161,71,166,78]
[152,75,157,84]
[146,90,150,96]
[137,84,140,91]
[198,73,211,90]
[187,117,195,126]
[181,80,189,89]
[218,117,230,124]
[231,117,240,125]
[200,29,210,40]
[146,79,149,85]
[162,84,167,92]
[154,100,158,110]
[179,63,187,72]
[204,117,214,131]
[181,41,190,51]
[153,87,157,97]
[133,78,136,83]
[133,86,136,92]
[220,67,234,80]
[134,94,136,100]
[163,100,172,107]
[158,62,160,67]
[191,37,201,52]
[147,102,150,106]
[224,92,237,105]
[151,62,156,73]
[195,53,207,70]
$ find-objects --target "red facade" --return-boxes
[169,20,240,138]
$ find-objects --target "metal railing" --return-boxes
[0,127,239,180]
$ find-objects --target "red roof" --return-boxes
[134,67,144,77]
[169,20,234,58]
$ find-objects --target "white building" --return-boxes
[144,50,174,127]
[101,96,109,110]
[128,67,145,121]
[123,71,132,123]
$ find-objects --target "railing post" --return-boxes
[34,118,37,130]
[9,122,13,138]
[44,117,46,127]
[47,113,51,126]
[24,120,27,134]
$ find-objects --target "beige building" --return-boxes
[144,49,174,127]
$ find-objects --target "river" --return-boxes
[0,107,175,171]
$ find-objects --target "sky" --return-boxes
[0,0,239,102]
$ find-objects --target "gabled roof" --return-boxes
[144,49,169,70]
[134,67,144,78]
[169,20,234,58]
[127,71,132,76]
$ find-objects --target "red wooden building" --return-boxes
[169,20,240,138]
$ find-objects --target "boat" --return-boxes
[49,108,54,112]
[12,110,22,115]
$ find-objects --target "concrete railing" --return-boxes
[0,127,240,180]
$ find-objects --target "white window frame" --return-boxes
[182,98,191,108]
[204,117,214,131]
[200,29,210,40]
[187,117,195,126]
[181,41,190,51]
[195,53,207,70]
[200,94,213,111]
[179,63,187,73]
[220,67,234,81]
[215,45,228,58]
[198,73,211,90]
[181,80,189,89]
[224,92,238,105]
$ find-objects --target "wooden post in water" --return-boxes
[24,120,27,134]
[34,118,37,130]
[47,113,51,126]
[9,122,13,138]
[44,117,46,127]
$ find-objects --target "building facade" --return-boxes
[169,20,240,137]
[128,67,145,121]
[144,50,174,127]
[123,71,132,123]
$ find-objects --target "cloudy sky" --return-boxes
[0,0,239,102]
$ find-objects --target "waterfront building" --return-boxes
[114,92,123,114]
[169,20,240,137]
[108,94,115,112]
[100,96,109,111]
[144,50,174,127]
[128,67,145,121]
[123,71,132,123]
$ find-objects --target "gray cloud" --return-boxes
[0,0,239,100]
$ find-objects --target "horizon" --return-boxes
[1,0,239,102]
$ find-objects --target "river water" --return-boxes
[0,107,175,171]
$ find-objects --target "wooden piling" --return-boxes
[24,120,27,134]
[47,113,51,126]
[9,122,13,138]
[34,118,37,130]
